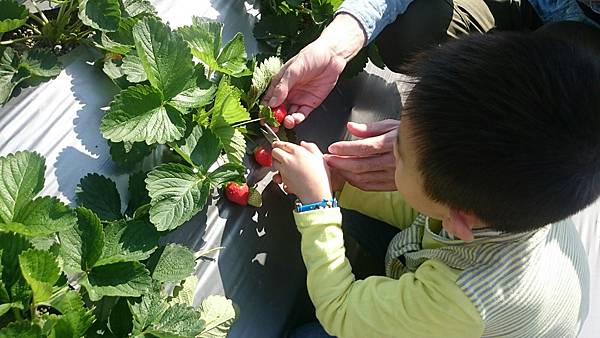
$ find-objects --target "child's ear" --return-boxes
[443,210,475,243]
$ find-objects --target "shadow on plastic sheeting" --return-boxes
[209,0,259,55]
[217,181,309,338]
[66,47,119,158]
[211,67,405,337]
[54,146,121,203]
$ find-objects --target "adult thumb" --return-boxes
[347,119,400,138]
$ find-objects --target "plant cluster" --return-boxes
[253,0,385,77]
[1,1,291,336]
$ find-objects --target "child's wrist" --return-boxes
[298,191,333,205]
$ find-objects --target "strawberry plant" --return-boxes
[0,151,238,336]
[96,15,285,233]
[0,0,156,105]
[252,0,385,77]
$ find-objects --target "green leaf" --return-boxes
[80,261,152,301]
[102,59,125,80]
[122,0,156,17]
[45,291,95,338]
[78,0,122,32]
[59,208,104,274]
[109,140,154,169]
[76,173,122,221]
[133,16,193,99]
[126,171,150,216]
[0,151,45,224]
[169,78,216,112]
[129,291,167,335]
[259,104,280,127]
[0,232,32,289]
[1,196,77,237]
[341,46,368,79]
[18,249,60,303]
[207,163,245,187]
[198,295,238,338]
[249,57,282,104]
[95,219,159,266]
[100,84,187,144]
[310,0,343,24]
[0,47,30,105]
[151,244,195,282]
[212,116,246,165]
[93,17,137,54]
[146,163,210,231]
[180,126,222,170]
[0,301,22,317]
[209,78,249,125]
[108,297,133,337]
[216,33,249,76]
[20,49,62,78]
[0,320,42,337]
[179,17,222,72]
[171,275,198,306]
[0,0,28,33]
[121,53,147,83]
[147,303,204,337]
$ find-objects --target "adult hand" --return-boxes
[263,14,366,129]
[324,119,400,191]
[272,141,333,204]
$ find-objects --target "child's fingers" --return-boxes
[272,148,292,165]
[300,141,322,155]
[272,141,299,154]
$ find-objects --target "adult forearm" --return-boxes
[319,13,366,61]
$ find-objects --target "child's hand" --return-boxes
[272,141,333,204]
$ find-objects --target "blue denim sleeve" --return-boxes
[528,0,600,28]
[335,0,414,43]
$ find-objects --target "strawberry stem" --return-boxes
[168,142,196,168]
[231,117,262,128]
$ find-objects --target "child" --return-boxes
[271,32,599,338]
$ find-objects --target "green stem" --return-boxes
[28,13,46,26]
[30,1,50,24]
[195,246,225,259]
[231,117,263,128]
[12,308,23,321]
[0,35,41,45]
[56,0,67,24]
[168,142,196,168]
[24,23,42,35]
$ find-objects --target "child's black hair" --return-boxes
[401,32,600,232]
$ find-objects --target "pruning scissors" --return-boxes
[260,124,280,145]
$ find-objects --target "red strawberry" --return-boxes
[254,146,272,167]
[225,182,249,206]
[273,105,286,123]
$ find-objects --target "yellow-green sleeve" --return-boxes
[294,208,484,338]
[338,183,418,230]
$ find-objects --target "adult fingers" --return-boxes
[324,152,396,173]
[336,170,397,192]
[328,130,397,156]
[264,60,301,107]
[346,119,400,138]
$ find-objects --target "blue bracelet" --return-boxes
[295,198,338,213]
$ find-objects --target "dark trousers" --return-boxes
[375,0,543,71]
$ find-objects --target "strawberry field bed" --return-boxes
[0,0,323,336]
